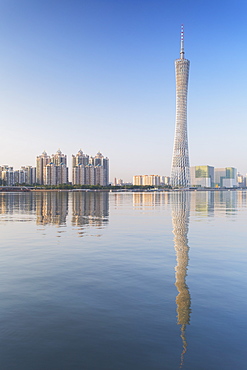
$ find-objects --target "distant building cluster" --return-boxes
[113,178,133,186]
[0,149,109,186]
[190,166,239,188]
[133,175,170,186]
[134,167,246,189]
[0,165,36,186]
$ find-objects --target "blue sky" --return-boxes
[0,0,246,182]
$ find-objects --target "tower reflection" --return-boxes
[171,192,191,367]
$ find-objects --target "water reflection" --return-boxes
[36,191,68,225]
[132,192,170,208]
[190,191,214,216]
[171,192,191,367]
[132,190,247,216]
[190,190,247,217]
[0,191,109,235]
[0,192,37,215]
[71,191,109,228]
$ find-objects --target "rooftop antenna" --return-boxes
[180,24,184,59]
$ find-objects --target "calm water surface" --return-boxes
[0,191,246,369]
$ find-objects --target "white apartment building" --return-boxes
[72,150,109,186]
[1,167,14,186]
[37,150,68,185]
[36,151,50,185]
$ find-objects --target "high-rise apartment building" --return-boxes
[44,163,57,186]
[51,149,67,167]
[1,166,14,186]
[17,166,36,185]
[93,152,109,186]
[171,26,190,187]
[36,149,68,185]
[0,165,36,185]
[36,151,50,185]
[84,165,95,185]
[26,166,36,185]
[72,149,89,167]
[72,151,109,186]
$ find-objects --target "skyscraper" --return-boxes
[171,25,190,187]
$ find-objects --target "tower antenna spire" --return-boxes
[180,24,184,59]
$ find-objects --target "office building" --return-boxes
[214,167,237,188]
[190,166,214,187]
[171,25,190,187]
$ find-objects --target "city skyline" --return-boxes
[0,149,109,186]
[0,1,246,181]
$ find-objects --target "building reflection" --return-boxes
[0,192,37,215]
[171,192,191,367]
[214,191,238,216]
[190,191,214,217]
[36,191,68,225]
[71,191,109,229]
[190,190,245,217]
[132,192,170,208]
[0,191,109,235]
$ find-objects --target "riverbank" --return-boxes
[0,186,246,193]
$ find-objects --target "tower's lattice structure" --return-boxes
[171,25,190,187]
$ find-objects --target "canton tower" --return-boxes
[171,25,190,187]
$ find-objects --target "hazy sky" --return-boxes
[0,0,246,182]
